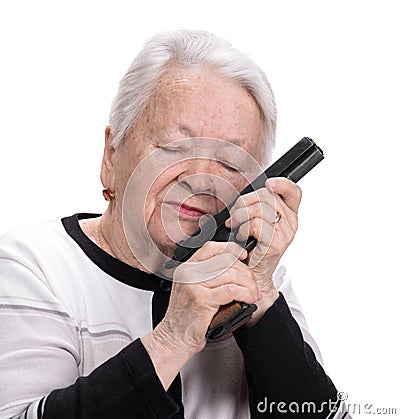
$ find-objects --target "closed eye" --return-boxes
[220,160,240,172]
[158,146,189,153]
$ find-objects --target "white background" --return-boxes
[1,1,399,416]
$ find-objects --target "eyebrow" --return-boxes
[178,125,243,145]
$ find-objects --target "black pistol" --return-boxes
[166,137,324,341]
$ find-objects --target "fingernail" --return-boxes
[239,249,248,260]
[225,218,231,227]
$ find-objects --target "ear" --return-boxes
[100,126,116,192]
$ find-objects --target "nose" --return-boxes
[177,158,216,195]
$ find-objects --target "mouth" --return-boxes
[165,201,208,218]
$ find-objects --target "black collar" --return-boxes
[61,213,168,293]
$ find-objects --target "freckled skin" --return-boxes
[109,66,264,258]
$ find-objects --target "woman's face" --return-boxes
[110,67,263,258]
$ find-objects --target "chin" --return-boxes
[146,229,177,258]
[147,216,200,258]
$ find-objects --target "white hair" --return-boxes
[109,30,277,165]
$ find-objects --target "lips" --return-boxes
[166,201,208,218]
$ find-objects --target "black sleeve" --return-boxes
[233,293,340,418]
[42,339,181,419]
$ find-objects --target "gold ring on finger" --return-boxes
[272,211,281,224]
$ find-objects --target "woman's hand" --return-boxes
[141,241,262,389]
[225,177,302,326]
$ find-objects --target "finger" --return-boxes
[266,178,302,214]
[227,202,277,230]
[210,282,260,306]
[173,259,260,299]
[174,243,248,284]
[200,251,246,274]
[204,264,260,297]
[236,218,274,245]
[173,259,256,291]
[189,241,247,263]
[183,251,246,281]
[228,188,275,216]
[272,193,299,232]
[246,202,297,268]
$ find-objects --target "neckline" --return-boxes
[61,213,166,292]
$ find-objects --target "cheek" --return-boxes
[114,152,144,197]
[143,170,179,224]
[143,190,165,228]
[215,170,252,205]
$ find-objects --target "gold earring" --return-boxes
[102,188,116,201]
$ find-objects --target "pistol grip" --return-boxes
[206,301,257,342]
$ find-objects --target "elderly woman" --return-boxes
[0,30,344,418]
